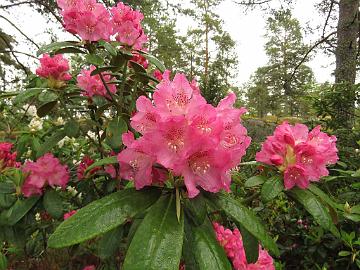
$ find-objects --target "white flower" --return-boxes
[57,136,71,148]
[35,212,41,222]
[87,131,96,140]
[55,117,65,126]
[29,117,43,131]
[66,186,78,197]
[23,105,37,117]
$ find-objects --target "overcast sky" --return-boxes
[0,0,335,85]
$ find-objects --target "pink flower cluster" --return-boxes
[213,222,275,270]
[82,265,96,270]
[77,65,117,98]
[256,122,338,190]
[0,142,20,171]
[36,54,71,81]
[77,156,100,180]
[64,210,77,220]
[117,71,251,198]
[111,2,148,49]
[57,0,147,49]
[22,153,70,197]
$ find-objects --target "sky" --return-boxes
[0,0,335,85]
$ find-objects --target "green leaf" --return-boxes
[13,88,44,105]
[129,61,147,74]
[139,51,166,72]
[209,193,279,256]
[343,213,360,222]
[350,205,360,215]
[64,120,80,138]
[106,117,128,150]
[37,129,67,157]
[0,181,16,194]
[239,225,259,264]
[43,190,63,219]
[38,91,58,103]
[338,251,351,256]
[183,217,232,270]
[261,176,283,202]
[0,194,16,209]
[352,169,360,178]
[85,156,118,173]
[90,66,119,76]
[308,184,343,210]
[102,42,118,56]
[48,188,161,248]
[0,197,39,226]
[97,226,123,259]
[123,194,184,270]
[184,193,207,226]
[245,175,266,188]
[37,41,80,56]
[37,100,58,117]
[0,252,7,270]
[55,47,86,54]
[86,54,104,66]
[288,188,340,237]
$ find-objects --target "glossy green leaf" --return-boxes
[38,91,58,103]
[183,217,232,270]
[103,42,118,56]
[55,47,86,54]
[245,175,266,188]
[106,117,128,150]
[43,190,63,219]
[261,176,284,202]
[338,251,351,256]
[209,193,279,256]
[0,197,39,226]
[0,181,16,194]
[37,100,58,117]
[85,156,118,173]
[90,66,119,76]
[343,213,360,222]
[350,205,360,215]
[308,184,343,210]
[123,194,184,270]
[64,120,80,138]
[239,225,259,263]
[13,88,44,104]
[0,252,7,270]
[37,129,67,157]
[184,193,207,227]
[288,188,340,237]
[37,41,81,56]
[86,54,104,66]
[139,52,166,72]
[0,194,16,209]
[97,226,123,259]
[48,188,161,248]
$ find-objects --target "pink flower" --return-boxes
[256,122,338,190]
[36,54,71,83]
[77,156,100,180]
[58,0,112,41]
[77,65,117,98]
[82,265,96,270]
[131,53,149,69]
[63,210,77,220]
[213,222,275,270]
[0,142,20,171]
[22,153,70,197]
[153,70,163,81]
[110,2,148,50]
[117,72,250,197]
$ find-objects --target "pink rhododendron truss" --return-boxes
[256,122,338,190]
[117,71,251,198]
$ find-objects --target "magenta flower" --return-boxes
[117,71,250,198]
[77,65,117,98]
[82,265,96,270]
[213,222,275,270]
[63,210,77,220]
[36,54,71,87]
[111,2,148,49]
[22,153,70,197]
[256,122,338,189]
[0,142,20,171]
[77,156,100,180]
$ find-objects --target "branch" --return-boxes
[234,0,272,5]
[0,1,35,9]
[0,15,40,49]
[0,50,39,59]
[322,0,334,39]
[0,35,29,75]
[287,31,337,83]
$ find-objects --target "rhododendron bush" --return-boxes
[0,0,357,269]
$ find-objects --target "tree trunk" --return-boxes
[204,0,209,89]
[334,0,359,128]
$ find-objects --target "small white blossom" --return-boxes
[55,117,65,126]
[23,105,37,117]
[29,117,43,131]
[66,186,78,197]
[35,212,41,222]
